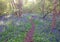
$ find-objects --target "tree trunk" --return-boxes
[17,0,23,17]
[42,0,45,15]
[51,0,58,31]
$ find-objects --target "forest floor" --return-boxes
[0,13,60,42]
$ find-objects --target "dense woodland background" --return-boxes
[0,0,60,15]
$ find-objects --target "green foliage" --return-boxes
[0,0,7,15]
[0,0,14,15]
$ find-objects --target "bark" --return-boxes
[51,0,58,31]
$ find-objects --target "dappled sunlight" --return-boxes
[5,14,12,18]
[28,0,36,3]
[15,22,20,26]
[0,21,5,25]
[5,21,12,25]
[23,0,36,7]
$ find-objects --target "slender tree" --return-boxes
[42,0,45,15]
[51,0,58,31]
[11,0,23,17]
[17,0,23,17]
